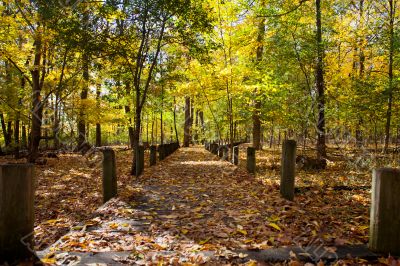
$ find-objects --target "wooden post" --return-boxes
[102,148,117,203]
[211,143,218,155]
[0,164,35,263]
[150,145,157,166]
[137,145,144,176]
[218,146,223,158]
[222,145,229,161]
[233,146,239,165]
[247,147,256,173]
[280,140,296,201]
[159,145,165,161]
[369,168,400,255]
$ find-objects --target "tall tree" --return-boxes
[383,0,396,153]
[315,0,327,161]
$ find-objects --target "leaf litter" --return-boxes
[31,146,380,265]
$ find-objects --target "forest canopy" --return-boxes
[0,0,399,166]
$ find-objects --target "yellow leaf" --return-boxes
[41,258,56,264]
[199,237,212,245]
[246,260,257,266]
[237,229,248,236]
[181,229,189,235]
[195,213,204,218]
[109,223,119,229]
[44,219,61,225]
[268,223,282,231]
[267,215,280,222]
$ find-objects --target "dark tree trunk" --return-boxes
[160,109,164,145]
[0,114,11,147]
[383,0,395,153]
[252,5,265,150]
[53,49,67,150]
[315,0,327,160]
[96,124,101,147]
[21,123,27,149]
[28,35,44,163]
[183,96,191,147]
[6,122,12,146]
[253,99,261,149]
[160,84,164,145]
[199,110,205,139]
[53,93,60,150]
[194,110,199,143]
[174,97,179,145]
[151,113,155,145]
[14,76,25,159]
[77,52,89,152]
[130,14,166,176]
[96,84,102,147]
[124,82,134,149]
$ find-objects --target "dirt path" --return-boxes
[40,146,370,265]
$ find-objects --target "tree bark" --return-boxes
[173,97,179,145]
[252,10,265,150]
[21,123,27,149]
[0,114,11,147]
[184,96,191,147]
[77,52,89,152]
[95,84,102,147]
[131,14,166,176]
[14,76,25,159]
[315,0,327,160]
[383,0,395,153]
[28,34,44,163]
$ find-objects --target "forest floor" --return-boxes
[2,145,398,265]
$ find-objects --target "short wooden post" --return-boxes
[222,146,229,161]
[233,146,239,165]
[247,147,256,173]
[0,164,35,263]
[280,140,296,201]
[150,145,157,166]
[211,143,218,155]
[159,145,165,161]
[369,168,400,255]
[102,148,117,203]
[218,146,223,158]
[167,143,172,156]
[137,145,144,176]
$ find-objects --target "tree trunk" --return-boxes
[174,97,179,145]
[160,109,164,145]
[183,96,191,147]
[160,84,164,145]
[253,99,262,149]
[28,34,44,163]
[194,110,199,143]
[77,52,89,152]
[0,114,11,147]
[124,82,134,149]
[315,0,327,161]
[252,11,265,150]
[53,94,60,150]
[21,123,27,149]
[151,113,155,145]
[383,0,395,153]
[96,84,102,147]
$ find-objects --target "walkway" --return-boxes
[39,147,374,265]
